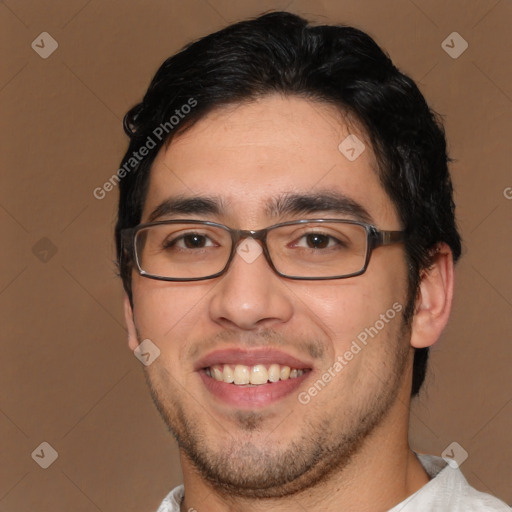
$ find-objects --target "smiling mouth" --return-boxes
[204,364,311,385]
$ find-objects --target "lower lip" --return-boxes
[199,370,310,409]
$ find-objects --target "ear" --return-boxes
[410,243,455,349]
[124,294,140,351]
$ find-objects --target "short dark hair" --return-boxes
[115,11,462,396]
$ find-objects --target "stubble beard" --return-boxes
[144,321,411,499]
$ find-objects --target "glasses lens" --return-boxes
[268,221,368,278]
[135,223,231,279]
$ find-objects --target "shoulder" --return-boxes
[389,455,511,511]
[155,485,185,512]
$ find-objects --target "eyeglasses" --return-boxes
[121,219,405,282]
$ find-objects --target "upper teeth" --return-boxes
[205,364,305,385]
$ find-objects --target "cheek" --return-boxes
[288,253,409,360]
[294,282,367,338]
[131,279,211,354]
[291,276,404,340]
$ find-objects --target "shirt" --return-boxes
[155,454,511,511]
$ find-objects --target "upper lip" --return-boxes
[195,348,313,371]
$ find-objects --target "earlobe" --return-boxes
[410,243,455,349]
[124,294,140,351]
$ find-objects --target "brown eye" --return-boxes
[182,234,208,248]
[305,234,330,249]
[163,233,215,250]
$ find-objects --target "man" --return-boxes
[115,11,510,512]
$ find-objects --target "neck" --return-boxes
[180,386,429,511]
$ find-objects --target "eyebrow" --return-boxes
[147,195,223,222]
[147,190,374,224]
[267,191,374,224]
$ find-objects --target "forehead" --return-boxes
[142,95,398,228]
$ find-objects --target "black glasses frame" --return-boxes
[121,219,405,282]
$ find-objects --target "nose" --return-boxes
[208,238,294,331]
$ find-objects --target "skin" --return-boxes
[124,95,454,511]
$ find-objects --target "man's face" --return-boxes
[126,95,414,497]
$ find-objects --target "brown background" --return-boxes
[1,0,511,510]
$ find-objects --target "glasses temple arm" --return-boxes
[378,230,406,246]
